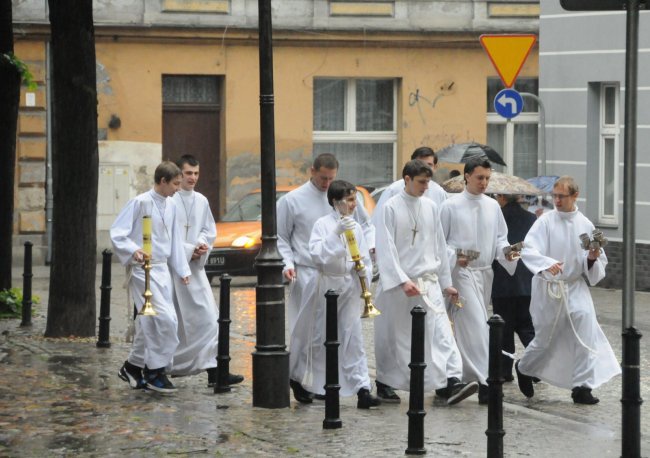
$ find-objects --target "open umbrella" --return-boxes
[442,171,542,195]
[436,142,507,166]
[526,175,559,194]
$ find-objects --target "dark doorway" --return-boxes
[162,75,222,216]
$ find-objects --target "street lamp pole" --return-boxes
[252,0,290,408]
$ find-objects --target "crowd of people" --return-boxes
[109,149,621,408]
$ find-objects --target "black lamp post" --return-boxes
[252,0,290,408]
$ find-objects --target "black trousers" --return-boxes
[491,296,535,376]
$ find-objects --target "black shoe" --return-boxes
[376,380,401,404]
[290,379,314,404]
[357,388,381,409]
[571,386,599,405]
[515,360,534,398]
[447,380,479,406]
[144,369,177,394]
[478,384,489,405]
[313,393,326,401]
[118,360,145,389]
[207,368,245,387]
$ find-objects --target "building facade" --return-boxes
[539,3,650,289]
[11,0,539,262]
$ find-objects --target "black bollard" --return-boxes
[621,327,642,458]
[486,314,505,458]
[405,304,426,455]
[323,289,342,429]
[96,249,113,348]
[20,242,33,327]
[215,274,232,394]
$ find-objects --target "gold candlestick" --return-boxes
[140,215,156,316]
[344,228,380,319]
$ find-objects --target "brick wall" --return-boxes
[598,241,650,291]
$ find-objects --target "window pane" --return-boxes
[356,80,394,131]
[313,143,393,184]
[486,123,506,173]
[514,123,538,178]
[314,79,346,131]
[162,76,218,104]
[603,137,616,216]
[604,86,616,125]
[487,77,538,113]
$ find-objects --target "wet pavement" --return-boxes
[1,265,650,457]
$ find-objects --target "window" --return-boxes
[313,78,397,185]
[486,78,539,179]
[598,83,619,224]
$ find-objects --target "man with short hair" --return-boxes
[439,156,517,404]
[374,160,478,405]
[515,176,620,404]
[277,153,373,403]
[169,154,243,387]
[111,161,191,393]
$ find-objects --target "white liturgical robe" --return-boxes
[439,190,516,385]
[519,208,620,389]
[374,191,462,391]
[169,189,219,376]
[289,212,372,396]
[110,189,191,370]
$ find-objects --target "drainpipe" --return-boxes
[45,42,53,265]
[521,92,546,176]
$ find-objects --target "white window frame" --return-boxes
[312,78,398,180]
[486,112,540,176]
[598,83,620,225]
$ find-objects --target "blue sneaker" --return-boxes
[145,371,177,393]
[118,361,145,389]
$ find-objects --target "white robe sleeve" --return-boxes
[277,196,295,272]
[353,203,375,251]
[195,198,217,267]
[494,204,518,276]
[377,203,410,291]
[110,199,141,266]
[309,220,347,267]
[169,204,192,279]
[432,205,452,291]
[439,202,457,270]
[521,217,558,275]
[581,218,608,285]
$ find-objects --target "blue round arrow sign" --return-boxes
[494,88,524,119]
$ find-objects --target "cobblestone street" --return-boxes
[1,266,649,457]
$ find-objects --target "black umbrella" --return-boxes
[436,142,507,166]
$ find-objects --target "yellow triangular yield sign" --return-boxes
[480,34,537,88]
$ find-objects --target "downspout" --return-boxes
[45,41,53,265]
[520,92,546,176]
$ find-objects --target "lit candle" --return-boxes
[142,216,152,257]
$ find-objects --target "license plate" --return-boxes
[209,256,225,266]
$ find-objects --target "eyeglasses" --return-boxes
[551,193,573,200]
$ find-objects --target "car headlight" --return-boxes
[232,235,257,248]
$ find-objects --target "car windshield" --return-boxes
[221,191,289,222]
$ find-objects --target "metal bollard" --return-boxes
[486,314,505,458]
[405,304,426,455]
[20,242,33,327]
[621,327,642,458]
[323,289,342,429]
[215,274,232,394]
[96,249,113,348]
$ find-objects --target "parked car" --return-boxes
[205,185,375,281]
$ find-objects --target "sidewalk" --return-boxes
[1,265,649,457]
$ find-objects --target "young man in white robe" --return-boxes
[111,161,191,393]
[515,176,620,404]
[439,156,517,404]
[169,155,243,386]
[374,160,478,405]
[372,147,447,230]
[301,180,380,408]
[277,153,375,403]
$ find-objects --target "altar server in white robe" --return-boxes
[439,156,517,404]
[169,155,244,386]
[111,161,191,393]
[374,160,478,406]
[515,176,620,405]
[372,147,447,230]
[277,153,375,403]
[297,180,380,408]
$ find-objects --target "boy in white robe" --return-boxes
[169,155,243,386]
[277,153,375,403]
[111,161,191,393]
[439,156,517,404]
[301,180,380,408]
[515,176,621,404]
[374,159,478,405]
